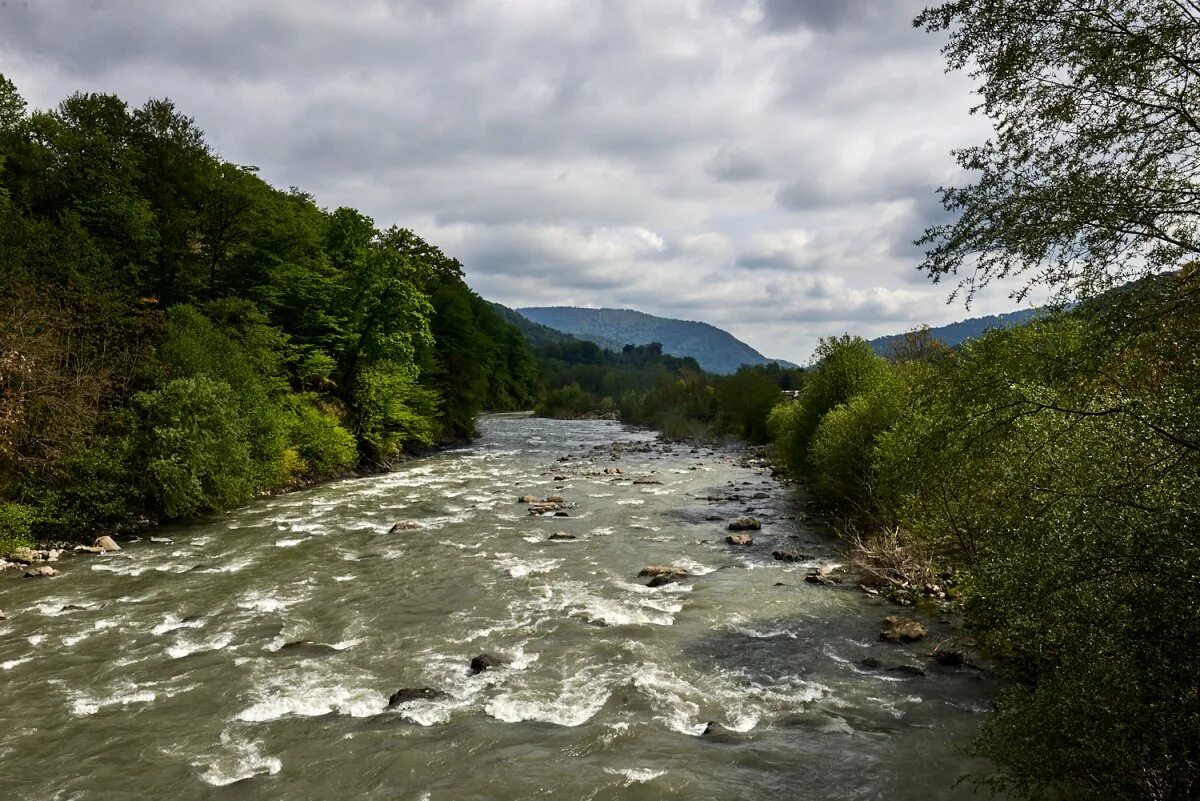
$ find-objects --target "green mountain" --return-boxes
[516,306,797,374]
[869,308,1045,356]
[487,302,579,349]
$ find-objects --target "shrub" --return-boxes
[134,376,255,517]
[0,501,34,552]
[291,404,357,477]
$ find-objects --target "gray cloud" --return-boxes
[0,0,1020,362]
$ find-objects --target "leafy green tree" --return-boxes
[915,1,1200,301]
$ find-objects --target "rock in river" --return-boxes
[387,687,447,708]
[7,547,38,564]
[880,615,928,643]
[725,533,753,545]
[387,521,421,533]
[771,549,808,562]
[25,565,60,578]
[94,536,121,552]
[470,654,505,675]
[727,517,761,532]
[547,532,577,541]
[638,565,689,579]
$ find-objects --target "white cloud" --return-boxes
[0,0,1027,362]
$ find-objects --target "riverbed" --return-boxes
[0,414,998,800]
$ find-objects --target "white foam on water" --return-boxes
[195,729,282,787]
[236,588,303,614]
[61,631,92,647]
[496,554,562,579]
[26,634,45,646]
[632,665,705,735]
[332,574,355,582]
[529,580,682,627]
[1,657,33,670]
[166,630,234,659]
[726,614,796,640]
[484,666,611,728]
[605,768,666,784]
[152,614,205,636]
[32,601,85,617]
[670,557,716,576]
[189,536,213,547]
[195,554,255,574]
[616,499,645,505]
[68,677,193,717]
[274,538,305,548]
[235,666,386,722]
[587,492,615,498]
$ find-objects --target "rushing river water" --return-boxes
[0,414,999,800]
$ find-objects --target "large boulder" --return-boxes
[544,495,565,505]
[387,687,447,708]
[276,640,340,656]
[701,721,743,743]
[470,654,505,675]
[805,566,841,585]
[880,615,928,643]
[24,565,60,578]
[8,547,38,564]
[94,536,121,552]
[727,517,761,532]
[771,549,808,563]
[518,495,539,504]
[725,533,753,546]
[638,565,689,579]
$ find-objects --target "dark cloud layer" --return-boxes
[0,0,1025,361]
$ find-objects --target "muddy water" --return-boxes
[0,414,999,800]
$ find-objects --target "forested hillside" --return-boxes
[0,76,537,548]
[518,306,797,373]
[868,308,1044,356]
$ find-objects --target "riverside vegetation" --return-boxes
[0,74,539,554]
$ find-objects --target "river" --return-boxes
[0,414,999,800]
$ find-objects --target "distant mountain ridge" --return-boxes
[516,306,797,374]
[868,308,1045,355]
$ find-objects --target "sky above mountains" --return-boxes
[0,0,1039,363]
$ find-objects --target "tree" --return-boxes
[915,1,1200,302]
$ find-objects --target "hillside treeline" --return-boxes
[0,76,537,547]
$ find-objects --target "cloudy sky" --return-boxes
[0,0,1035,362]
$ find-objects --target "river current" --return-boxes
[0,414,998,800]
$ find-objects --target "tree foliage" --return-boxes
[0,77,538,535]
[915,1,1200,301]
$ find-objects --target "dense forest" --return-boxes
[0,75,537,550]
